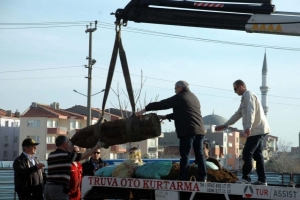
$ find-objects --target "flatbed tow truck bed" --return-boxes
[81,176,300,200]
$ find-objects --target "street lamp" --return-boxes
[91,89,105,96]
[73,89,105,97]
[73,89,105,126]
[73,89,87,97]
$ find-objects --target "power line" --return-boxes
[268,102,300,107]
[1,21,300,103]
[1,65,300,100]
[97,21,300,51]
[0,75,84,80]
[1,21,300,51]
[0,21,90,25]
[0,25,86,29]
[92,75,300,106]
[1,71,299,106]
[93,66,232,91]
[0,65,84,74]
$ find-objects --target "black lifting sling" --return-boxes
[70,24,161,149]
[96,24,136,140]
[96,24,161,147]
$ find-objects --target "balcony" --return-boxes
[47,144,56,150]
[110,145,127,153]
[47,127,68,135]
[148,147,158,152]
[157,147,164,152]
[268,147,275,151]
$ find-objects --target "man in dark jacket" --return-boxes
[82,148,109,176]
[13,138,45,200]
[135,80,207,181]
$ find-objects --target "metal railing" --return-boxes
[0,168,17,200]
[235,171,300,187]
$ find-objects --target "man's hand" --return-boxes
[215,125,227,131]
[135,109,145,116]
[37,163,45,169]
[158,115,167,122]
[244,129,251,138]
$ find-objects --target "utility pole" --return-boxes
[85,21,97,127]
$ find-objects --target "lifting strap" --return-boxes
[99,24,136,124]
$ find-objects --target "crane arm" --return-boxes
[114,0,300,36]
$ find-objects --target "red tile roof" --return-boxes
[0,109,6,116]
[21,103,86,119]
[0,108,18,118]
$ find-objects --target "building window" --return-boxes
[3,151,8,159]
[4,136,8,143]
[47,120,52,128]
[224,136,227,142]
[27,120,40,127]
[14,136,18,143]
[70,121,75,129]
[236,148,239,154]
[236,137,239,143]
[118,144,127,149]
[47,120,57,128]
[149,139,156,147]
[15,121,19,127]
[14,151,18,158]
[5,121,9,127]
[77,122,81,129]
[27,135,40,143]
[35,151,39,158]
[46,136,55,144]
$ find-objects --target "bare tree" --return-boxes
[110,82,129,118]
[265,140,300,173]
[110,70,147,116]
[109,70,160,150]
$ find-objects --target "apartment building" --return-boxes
[20,102,92,160]
[205,127,240,170]
[0,109,20,161]
[156,114,241,170]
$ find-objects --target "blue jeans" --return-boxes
[178,135,207,181]
[242,134,266,182]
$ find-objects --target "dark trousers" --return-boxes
[242,134,266,182]
[178,135,207,181]
[17,193,44,200]
[44,183,69,200]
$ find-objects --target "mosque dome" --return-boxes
[203,113,227,126]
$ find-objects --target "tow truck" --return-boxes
[82,1,300,199]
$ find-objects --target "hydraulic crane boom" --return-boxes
[114,0,300,36]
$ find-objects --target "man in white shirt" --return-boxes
[215,79,270,186]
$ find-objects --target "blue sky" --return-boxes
[1,0,300,146]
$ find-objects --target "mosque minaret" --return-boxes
[260,51,269,116]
